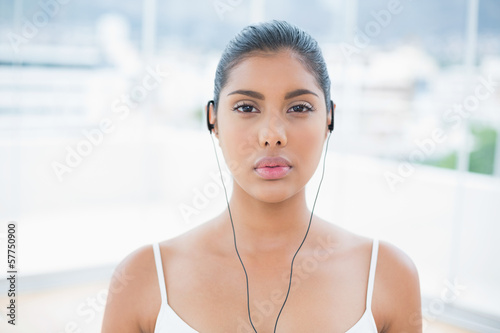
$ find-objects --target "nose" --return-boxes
[258,115,287,148]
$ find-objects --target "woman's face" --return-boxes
[213,50,331,203]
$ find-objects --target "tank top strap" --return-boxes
[152,242,168,304]
[366,239,379,309]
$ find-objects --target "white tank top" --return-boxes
[152,239,379,333]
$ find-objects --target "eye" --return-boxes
[233,103,258,113]
[288,103,314,113]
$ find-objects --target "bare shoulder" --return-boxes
[101,222,212,333]
[159,218,222,255]
[377,240,419,278]
[374,240,422,332]
[376,240,421,301]
[101,243,161,333]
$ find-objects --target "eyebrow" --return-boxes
[227,89,319,100]
[227,89,264,100]
[284,89,319,99]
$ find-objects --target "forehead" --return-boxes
[222,50,323,97]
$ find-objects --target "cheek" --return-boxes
[293,127,325,172]
[218,125,256,176]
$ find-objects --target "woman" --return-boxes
[101,20,422,333]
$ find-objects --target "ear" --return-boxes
[207,101,218,138]
[326,101,335,138]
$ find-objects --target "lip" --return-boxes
[254,156,292,169]
[254,156,292,180]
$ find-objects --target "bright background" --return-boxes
[0,0,499,332]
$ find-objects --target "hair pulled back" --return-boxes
[213,20,331,112]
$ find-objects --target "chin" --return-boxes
[253,185,300,204]
[233,173,305,203]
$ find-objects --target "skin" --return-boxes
[101,50,422,333]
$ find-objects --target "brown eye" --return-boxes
[240,105,255,113]
[233,104,258,113]
[289,103,313,113]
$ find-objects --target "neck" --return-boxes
[221,182,313,255]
